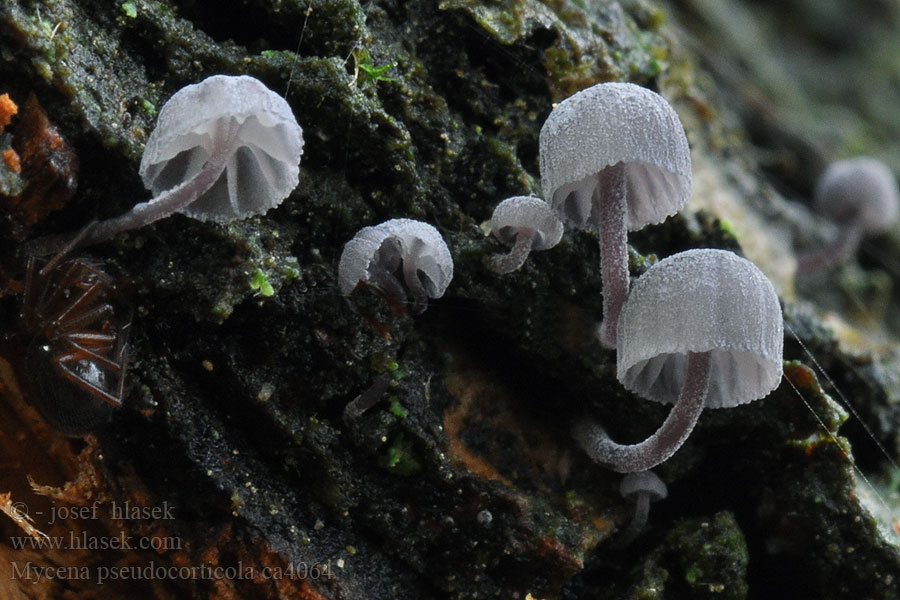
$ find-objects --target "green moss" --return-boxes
[658,512,749,600]
[388,396,408,419]
[249,268,276,297]
[121,2,137,18]
[354,47,397,87]
[439,0,530,45]
[211,302,233,321]
[370,352,400,375]
[717,217,739,241]
[684,564,703,585]
[380,434,422,476]
[625,28,669,80]
[140,98,156,117]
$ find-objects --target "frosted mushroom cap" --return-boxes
[139,74,304,222]
[539,82,691,231]
[338,218,454,298]
[814,157,900,234]
[617,249,783,408]
[490,196,563,250]
[620,471,667,502]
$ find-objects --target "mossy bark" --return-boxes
[1,1,899,599]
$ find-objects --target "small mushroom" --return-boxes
[51,75,304,250]
[540,82,692,348]
[338,218,453,313]
[573,249,783,473]
[798,157,900,271]
[489,196,563,273]
[618,470,667,544]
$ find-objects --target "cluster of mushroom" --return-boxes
[336,84,786,529]
[32,72,789,539]
[483,81,786,539]
[493,81,785,468]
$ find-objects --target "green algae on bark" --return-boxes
[628,511,749,600]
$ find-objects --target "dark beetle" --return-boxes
[19,255,130,436]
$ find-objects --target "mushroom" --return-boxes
[50,75,304,250]
[540,82,692,348]
[573,249,783,473]
[338,218,453,313]
[489,196,563,274]
[618,470,667,544]
[798,157,900,271]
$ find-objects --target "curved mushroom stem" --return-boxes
[573,351,712,473]
[368,265,409,309]
[796,224,863,273]
[343,376,392,425]
[30,123,240,255]
[597,162,629,349]
[619,491,651,546]
[402,258,429,314]
[490,228,537,274]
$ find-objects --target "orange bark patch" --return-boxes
[783,362,818,389]
[1,94,78,224]
[0,93,17,131]
[442,340,573,490]
[2,148,20,172]
[443,367,514,486]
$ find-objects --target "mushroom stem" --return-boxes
[343,376,392,424]
[619,491,651,545]
[489,227,536,274]
[34,123,240,255]
[597,162,629,349]
[402,257,428,314]
[90,124,239,244]
[368,265,408,308]
[574,351,712,473]
[796,224,862,272]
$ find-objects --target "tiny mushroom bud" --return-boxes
[540,82,691,348]
[489,196,563,274]
[618,470,667,544]
[574,249,783,473]
[52,75,304,250]
[798,157,900,271]
[338,218,453,314]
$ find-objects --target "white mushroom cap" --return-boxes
[539,82,691,231]
[620,471,668,502]
[139,74,304,222]
[338,218,454,298]
[490,196,563,250]
[814,157,900,234]
[617,249,783,408]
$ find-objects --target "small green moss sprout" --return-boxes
[249,268,275,297]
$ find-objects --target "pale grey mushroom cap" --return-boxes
[491,196,563,250]
[814,157,900,234]
[139,74,304,222]
[338,218,454,298]
[539,82,691,231]
[620,471,668,502]
[617,249,783,408]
